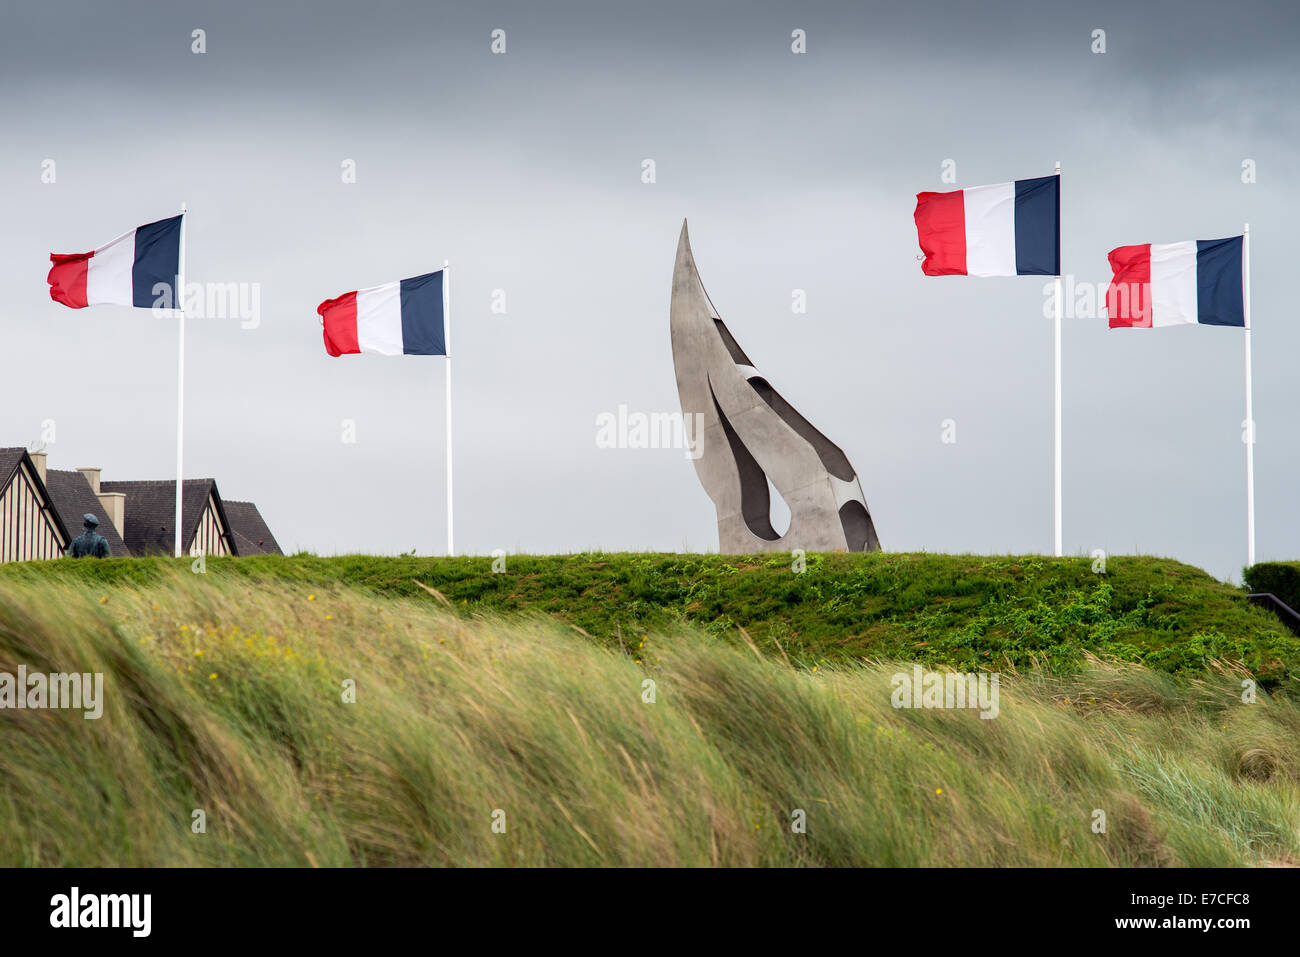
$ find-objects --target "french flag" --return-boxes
[914,175,1059,277]
[1106,237,1245,328]
[318,270,446,356]
[48,215,183,309]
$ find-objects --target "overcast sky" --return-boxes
[1,0,1295,580]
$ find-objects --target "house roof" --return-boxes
[0,448,75,550]
[44,469,129,556]
[222,500,283,555]
[99,478,231,556]
[3,448,280,560]
[0,448,26,496]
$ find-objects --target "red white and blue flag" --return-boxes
[914,175,1059,277]
[318,270,447,356]
[1106,237,1245,328]
[48,215,184,309]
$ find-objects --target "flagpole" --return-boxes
[1053,160,1063,558]
[1243,223,1255,568]
[174,202,187,559]
[444,259,454,557]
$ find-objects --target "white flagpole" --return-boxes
[1243,223,1255,568]
[174,203,187,558]
[1053,160,1063,557]
[444,259,454,557]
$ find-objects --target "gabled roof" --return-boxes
[0,447,72,547]
[222,500,283,555]
[0,448,26,495]
[98,478,233,556]
[44,469,129,556]
[4,449,281,560]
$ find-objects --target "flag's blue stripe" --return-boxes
[1195,236,1245,327]
[399,270,446,355]
[1013,175,1059,276]
[131,215,183,308]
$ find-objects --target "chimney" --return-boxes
[29,451,47,484]
[96,492,126,540]
[76,467,101,494]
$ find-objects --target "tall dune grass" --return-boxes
[0,566,1296,866]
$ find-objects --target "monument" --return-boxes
[68,513,111,558]
[670,221,881,553]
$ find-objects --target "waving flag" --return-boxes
[48,215,184,309]
[913,167,1065,557]
[1106,236,1245,328]
[318,262,456,558]
[318,270,446,356]
[914,175,1059,277]
[1106,228,1256,569]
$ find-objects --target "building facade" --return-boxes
[0,447,281,562]
[0,450,67,561]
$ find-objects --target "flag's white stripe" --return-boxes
[356,280,404,354]
[85,228,137,306]
[963,182,1016,277]
[1149,241,1198,327]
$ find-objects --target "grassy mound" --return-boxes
[3,552,1297,686]
[1,565,1298,866]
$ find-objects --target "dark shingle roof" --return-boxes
[98,478,229,556]
[0,448,25,494]
[222,500,283,555]
[44,469,129,556]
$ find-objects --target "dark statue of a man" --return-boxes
[69,513,110,558]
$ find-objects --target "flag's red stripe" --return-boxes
[1106,245,1152,328]
[318,291,360,356]
[914,189,967,276]
[48,251,92,308]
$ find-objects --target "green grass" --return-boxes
[1,563,1297,866]
[4,551,1297,686]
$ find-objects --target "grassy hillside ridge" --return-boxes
[3,552,1297,686]
[1,567,1297,866]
